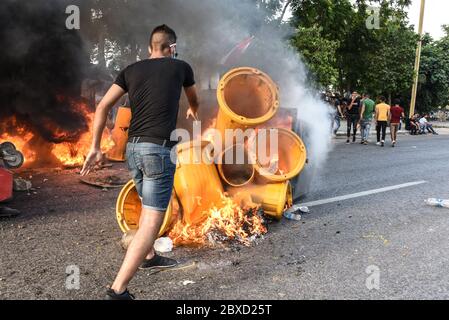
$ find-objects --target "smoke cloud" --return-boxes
[0,0,90,143]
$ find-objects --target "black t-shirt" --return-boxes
[347,97,361,116]
[114,58,195,140]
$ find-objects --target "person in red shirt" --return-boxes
[390,99,405,147]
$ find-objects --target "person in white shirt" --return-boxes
[419,114,438,135]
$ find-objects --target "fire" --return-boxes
[1,101,114,167]
[168,194,267,247]
[51,109,114,166]
[0,117,37,163]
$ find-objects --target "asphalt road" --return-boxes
[1,133,448,300]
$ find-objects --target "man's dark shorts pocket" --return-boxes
[142,154,164,178]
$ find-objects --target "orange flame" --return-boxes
[168,194,267,247]
[1,102,114,167]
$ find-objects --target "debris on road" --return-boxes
[362,233,390,246]
[79,170,128,189]
[182,280,195,286]
[283,211,302,221]
[425,198,449,209]
[284,204,310,215]
[154,237,173,253]
[13,178,32,192]
[0,207,21,218]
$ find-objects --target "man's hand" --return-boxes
[80,148,104,176]
[184,85,199,121]
[186,108,199,121]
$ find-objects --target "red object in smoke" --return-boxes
[220,36,255,66]
[0,167,13,202]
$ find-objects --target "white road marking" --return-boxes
[299,180,428,208]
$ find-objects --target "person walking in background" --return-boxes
[359,93,375,145]
[346,91,361,144]
[389,99,405,147]
[375,96,390,147]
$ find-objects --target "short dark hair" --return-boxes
[149,24,177,51]
[393,98,401,105]
[379,96,386,102]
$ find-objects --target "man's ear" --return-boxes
[148,46,152,56]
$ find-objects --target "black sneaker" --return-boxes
[105,288,135,300]
[346,139,350,144]
[140,254,178,270]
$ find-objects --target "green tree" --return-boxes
[290,26,339,88]
[289,0,414,95]
[416,27,449,112]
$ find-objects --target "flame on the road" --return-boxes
[51,105,114,166]
[0,118,37,163]
[1,102,114,167]
[168,194,267,247]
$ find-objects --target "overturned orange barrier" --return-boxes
[116,180,178,237]
[217,143,255,187]
[215,67,279,141]
[227,181,292,220]
[174,141,224,225]
[107,106,131,162]
[115,67,308,244]
[250,128,307,183]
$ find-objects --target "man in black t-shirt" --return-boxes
[346,91,361,144]
[81,25,199,300]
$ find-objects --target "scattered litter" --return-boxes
[154,237,174,253]
[425,198,449,209]
[182,280,195,286]
[284,204,310,215]
[283,211,302,221]
[13,178,32,192]
[146,261,197,276]
[362,233,390,246]
[79,174,127,189]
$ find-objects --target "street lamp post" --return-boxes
[409,0,426,118]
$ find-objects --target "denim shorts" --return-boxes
[125,142,177,212]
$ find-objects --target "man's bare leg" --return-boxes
[137,207,157,260]
[111,207,164,294]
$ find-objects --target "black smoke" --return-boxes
[0,0,90,143]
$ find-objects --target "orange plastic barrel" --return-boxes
[217,143,255,187]
[116,180,177,237]
[249,128,307,182]
[174,141,224,225]
[107,106,132,162]
[215,67,280,142]
[227,181,292,220]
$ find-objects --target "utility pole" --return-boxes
[409,0,426,118]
